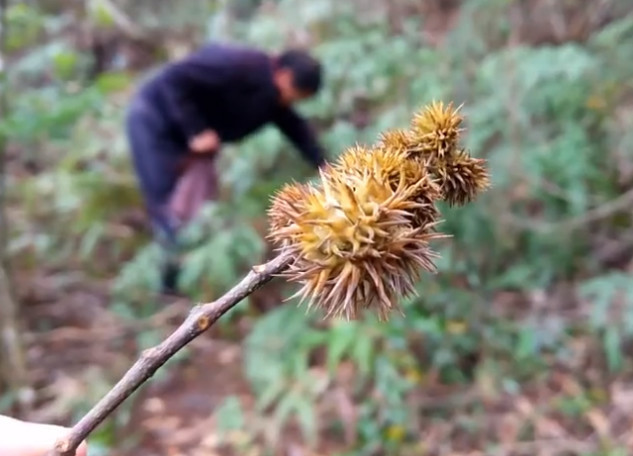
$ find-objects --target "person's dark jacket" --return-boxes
[137,42,326,168]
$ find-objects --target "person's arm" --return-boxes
[273,106,326,169]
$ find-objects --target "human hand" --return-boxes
[0,415,88,456]
[189,130,220,154]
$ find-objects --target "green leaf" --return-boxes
[326,321,358,374]
[95,72,133,93]
[136,329,161,351]
[604,327,622,373]
[295,397,318,447]
[52,50,79,80]
[79,223,106,259]
[299,329,330,349]
[351,330,375,377]
[516,326,537,359]
[255,380,287,412]
[273,392,299,437]
[216,396,245,432]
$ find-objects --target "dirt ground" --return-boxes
[12,267,633,456]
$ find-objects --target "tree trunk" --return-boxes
[0,0,30,409]
[0,261,30,408]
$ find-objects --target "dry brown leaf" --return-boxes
[475,369,498,402]
[515,395,536,417]
[496,413,522,445]
[534,417,567,439]
[611,383,633,411]
[333,388,357,444]
[142,415,182,434]
[585,409,610,438]
[143,397,166,414]
[559,375,583,396]
[218,345,241,365]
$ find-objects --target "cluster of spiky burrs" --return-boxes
[267,101,490,320]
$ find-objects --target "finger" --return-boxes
[0,416,88,456]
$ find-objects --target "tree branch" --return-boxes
[49,251,293,456]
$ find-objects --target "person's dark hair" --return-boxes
[277,49,322,94]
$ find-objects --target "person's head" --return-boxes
[272,49,322,105]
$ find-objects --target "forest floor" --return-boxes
[17,272,350,456]
[16,269,633,456]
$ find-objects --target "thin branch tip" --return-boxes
[48,252,291,456]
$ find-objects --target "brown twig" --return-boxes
[502,187,633,233]
[49,251,293,456]
[92,0,148,40]
[24,299,188,345]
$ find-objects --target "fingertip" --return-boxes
[76,440,89,456]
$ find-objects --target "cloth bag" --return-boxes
[167,155,219,225]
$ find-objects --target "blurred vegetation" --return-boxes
[3,0,633,454]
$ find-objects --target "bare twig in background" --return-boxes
[24,300,188,345]
[0,0,31,410]
[89,0,147,40]
[503,187,633,233]
[50,251,293,456]
[0,265,30,404]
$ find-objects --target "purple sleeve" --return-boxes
[273,106,326,169]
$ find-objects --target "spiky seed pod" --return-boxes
[333,144,375,172]
[377,128,414,156]
[267,181,311,233]
[411,190,442,230]
[267,99,490,320]
[333,144,443,231]
[409,101,464,161]
[283,225,439,320]
[268,155,442,320]
[433,149,491,206]
[333,144,439,200]
[333,144,408,179]
[392,157,442,230]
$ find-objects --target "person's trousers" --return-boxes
[124,95,195,292]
